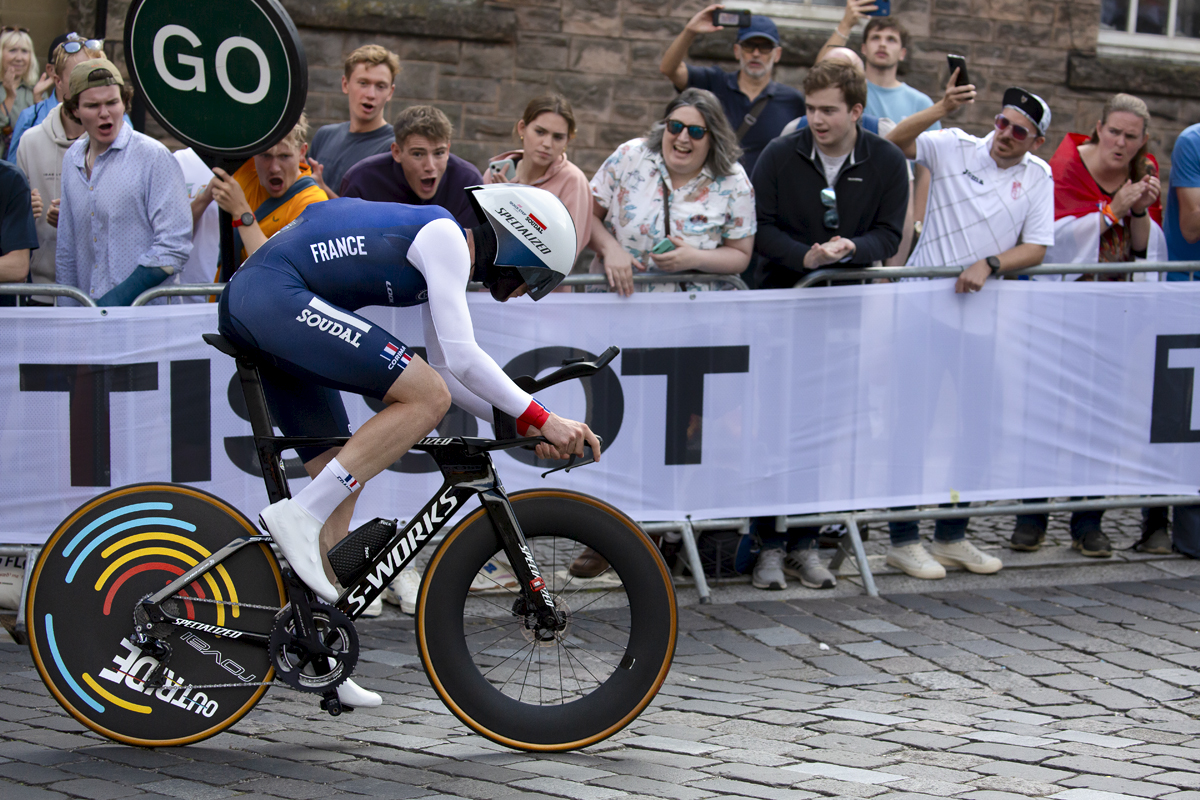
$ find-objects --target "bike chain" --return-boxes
[142,596,310,692]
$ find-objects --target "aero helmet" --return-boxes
[466,184,576,300]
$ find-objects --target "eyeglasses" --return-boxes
[994,114,1034,142]
[665,118,708,140]
[62,33,104,54]
[821,187,839,230]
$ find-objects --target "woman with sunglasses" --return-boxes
[587,87,755,296]
[0,28,42,154]
[482,94,591,260]
[7,34,104,160]
[1042,93,1164,276]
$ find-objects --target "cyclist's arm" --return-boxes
[409,218,548,427]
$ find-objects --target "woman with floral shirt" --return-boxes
[588,88,755,295]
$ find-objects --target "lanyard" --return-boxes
[660,175,671,239]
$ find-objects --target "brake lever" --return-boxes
[540,444,600,478]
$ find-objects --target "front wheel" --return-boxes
[417,489,677,751]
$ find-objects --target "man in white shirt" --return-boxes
[881,81,1055,580]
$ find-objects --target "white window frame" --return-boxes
[1098,0,1200,63]
[739,0,848,31]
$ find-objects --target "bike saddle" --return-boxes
[202,333,241,357]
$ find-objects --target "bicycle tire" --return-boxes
[26,483,285,747]
[417,488,677,751]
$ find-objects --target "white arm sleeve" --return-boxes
[409,217,535,421]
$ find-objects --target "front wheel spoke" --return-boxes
[481,638,538,683]
[559,640,613,684]
[565,624,629,652]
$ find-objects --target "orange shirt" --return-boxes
[232,159,328,264]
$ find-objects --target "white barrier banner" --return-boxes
[2,280,1199,544]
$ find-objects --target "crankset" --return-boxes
[269,577,359,694]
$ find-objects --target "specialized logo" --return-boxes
[294,297,370,348]
[380,342,412,370]
[173,617,244,638]
[497,205,553,255]
[962,168,984,186]
[309,234,368,263]
[518,542,555,608]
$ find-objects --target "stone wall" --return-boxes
[82,0,1200,179]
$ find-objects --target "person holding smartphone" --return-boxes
[482,94,591,258]
[587,88,755,297]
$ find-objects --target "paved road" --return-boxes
[4,538,1200,800]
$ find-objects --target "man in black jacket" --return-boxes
[752,59,908,289]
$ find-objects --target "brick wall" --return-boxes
[83,0,1200,179]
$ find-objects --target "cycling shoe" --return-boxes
[259,498,340,603]
[337,677,382,708]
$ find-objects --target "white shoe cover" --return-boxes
[337,677,382,708]
[260,498,340,603]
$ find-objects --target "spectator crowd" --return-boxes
[3,5,1200,602]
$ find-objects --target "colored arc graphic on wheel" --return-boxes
[61,501,243,626]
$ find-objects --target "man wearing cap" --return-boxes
[659,4,804,177]
[877,79,1054,581]
[55,58,191,305]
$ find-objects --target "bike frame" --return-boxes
[142,341,583,643]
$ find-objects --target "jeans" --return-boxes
[889,504,968,545]
[1015,497,1103,541]
[750,516,818,552]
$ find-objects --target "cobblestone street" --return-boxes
[4,507,1200,800]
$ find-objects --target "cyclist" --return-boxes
[217,184,602,708]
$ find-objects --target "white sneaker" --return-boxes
[384,567,421,615]
[886,542,946,580]
[470,555,518,592]
[336,677,382,708]
[930,539,1003,574]
[259,499,340,603]
[359,595,384,618]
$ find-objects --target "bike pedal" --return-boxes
[319,692,343,716]
[328,518,398,586]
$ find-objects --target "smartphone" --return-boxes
[947,54,970,87]
[712,8,752,27]
[489,158,515,181]
[651,238,676,255]
[867,0,890,16]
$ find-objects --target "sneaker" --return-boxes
[1072,529,1112,558]
[931,539,1003,574]
[383,566,422,615]
[260,499,340,603]
[784,547,836,589]
[1009,522,1046,551]
[360,595,384,618]
[1136,526,1173,555]
[886,542,946,580]
[752,547,787,590]
[470,555,519,592]
[569,547,609,578]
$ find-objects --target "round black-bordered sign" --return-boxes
[124,0,307,157]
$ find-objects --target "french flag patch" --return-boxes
[381,342,399,361]
[338,474,360,492]
[399,351,412,368]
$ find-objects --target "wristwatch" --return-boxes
[986,255,1002,276]
[231,211,255,228]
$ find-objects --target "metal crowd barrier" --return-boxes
[0,544,38,641]
[795,260,1200,287]
[0,284,98,306]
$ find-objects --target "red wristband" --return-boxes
[516,398,550,436]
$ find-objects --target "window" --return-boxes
[741,0,847,29]
[1099,0,1200,61]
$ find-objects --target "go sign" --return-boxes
[125,0,307,157]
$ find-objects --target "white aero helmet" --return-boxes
[466,184,576,300]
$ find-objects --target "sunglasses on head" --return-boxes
[62,33,104,54]
[1,26,29,34]
[820,187,839,230]
[665,118,708,140]
[994,114,1035,142]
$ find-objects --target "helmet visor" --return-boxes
[517,264,565,300]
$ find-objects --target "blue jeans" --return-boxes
[750,516,818,552]
[1016,497,1102,541]
[889,504,968,545]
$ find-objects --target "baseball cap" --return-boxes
[737,16,781,47]
[1002,86,1051,136]
[47,33,69,65]
[67,58,124,101]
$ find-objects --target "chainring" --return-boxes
[269,601,359,693]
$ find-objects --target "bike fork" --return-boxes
[478,488,565,633]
